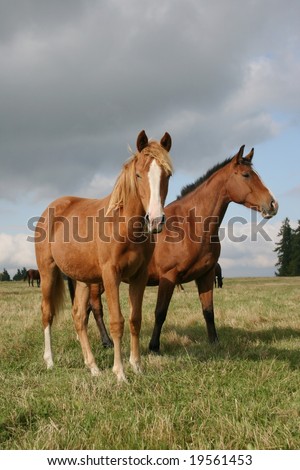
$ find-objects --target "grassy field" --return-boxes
[0,277,300,450]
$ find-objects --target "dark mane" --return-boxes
[177,158,232,199]
[177,155,252,200]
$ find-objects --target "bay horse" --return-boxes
[85,145,278,353]
[214,263,223,288]
[147,145,278,351]
[25,269,40,287]
[35,130,173,381]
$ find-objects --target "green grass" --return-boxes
[0,277,300,449]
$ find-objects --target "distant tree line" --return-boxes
[0,267,27,281]
[274,218,300,276]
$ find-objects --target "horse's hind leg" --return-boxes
[149,276,176,353]
[41,266,64,369]
[72,281,100,376]
[89,283,113,348]
[195,270,218,343]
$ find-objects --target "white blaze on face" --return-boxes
[147,159,163,222]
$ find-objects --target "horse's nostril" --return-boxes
[145,213,150,223]
[161,214,166,225]
[270,200,278,212]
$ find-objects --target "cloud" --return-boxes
[219,219,282,277]
[0,0,300,202]
[284,185,300,198]
[0,233,36,275]
[79,173,115,199]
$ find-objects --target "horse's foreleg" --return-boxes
[195,270,218,343]
[149,276,176,353]
[102,267,125,382]
[128,269,148,374]
[89,283,113,348]
[72,281,100,376]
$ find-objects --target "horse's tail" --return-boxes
[52,270,66,319]
[67,277,76,305]
[24,271,28,282]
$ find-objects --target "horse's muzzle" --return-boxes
[145,213,166,234]
[262,199,279,219]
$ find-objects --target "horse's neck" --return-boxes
[122,198,145,219]
[187,169,230,225]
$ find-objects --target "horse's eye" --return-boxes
[242,172,250,178]
[136,173,142,179]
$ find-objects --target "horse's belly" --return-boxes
[179,253,216,283]
[51,240,101,283]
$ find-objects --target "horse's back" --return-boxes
[41,196,109,219]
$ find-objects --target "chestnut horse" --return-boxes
[25,269,40,287]
[83,145,278,352]
[35,130,173,381]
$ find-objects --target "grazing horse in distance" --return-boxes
[25,269,40,287]
[214,263,223,288]
[35,130,173,382]
[79,145,278,354]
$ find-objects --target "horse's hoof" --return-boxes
[129,359,143,374]
[148,342,160,354]
[102,339,114,349]
[44,357,54,369]
[116,372,128,384]
[90,366,101,376]
[113,366,128,383]
[208,336,219,344]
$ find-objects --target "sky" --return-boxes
[0,0,299,278]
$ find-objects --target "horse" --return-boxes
[214,263,223,288]
[35,130,173,381]
[84,145,278,353]
[24,269,40,287]
[147,145,278,351]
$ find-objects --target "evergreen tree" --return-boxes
[21,267,27,278]
[0,268,11,281]
[13,268,26,281]
[13,269,21,281]
[274,218,293,276]
[288,220,300,276]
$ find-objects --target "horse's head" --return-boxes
[135,130,173,233]
[226,145,278,219]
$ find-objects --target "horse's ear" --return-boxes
[137,130,148,153]
[244,147,254,162]
[160,132,172,152]
[233,145,245,164]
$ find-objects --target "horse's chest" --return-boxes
[119,246,150,279]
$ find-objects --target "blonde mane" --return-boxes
[106,140,173,215]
